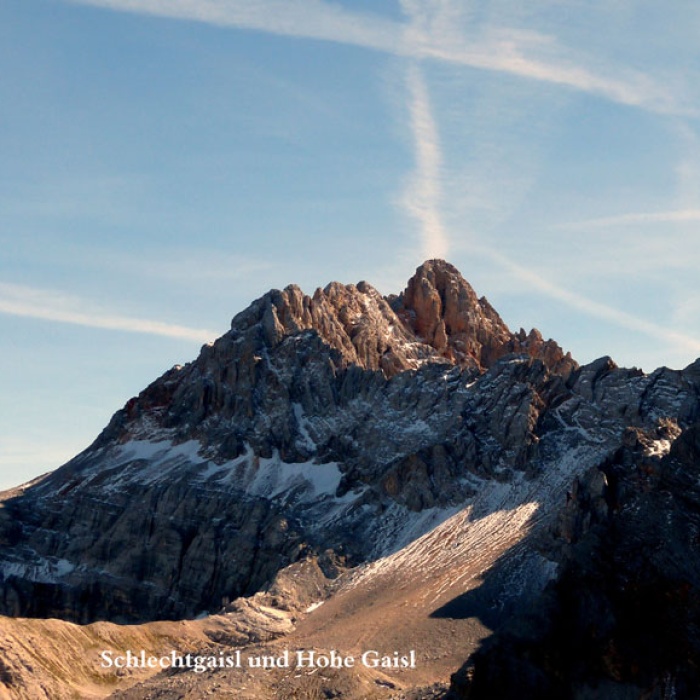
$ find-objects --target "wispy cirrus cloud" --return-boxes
[65,0,404,53]
[0,283,216,342]
[61,0,691,116]
[395,0,695,349]
[559,209,700,230]
[474,245,700,355]
[400,62,449,260]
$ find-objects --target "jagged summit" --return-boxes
[226,259,575,379]
[392,259,575,373]
[92,260,576,464]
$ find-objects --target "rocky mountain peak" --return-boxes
[391,259,511,368]
[228,277,437,378]
[226,255,572,384]
[229,259,576,377]
[93,260,576,459]
[390,259,576,374]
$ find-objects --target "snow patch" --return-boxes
[244,453,342,500]
[1,556,75,584]
[113,438,207,467]
[95,439,210,491]
[292,403,316,452]
[347,443,610,596]
[646,439,672,457]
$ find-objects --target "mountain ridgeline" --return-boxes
[1,259,700,699]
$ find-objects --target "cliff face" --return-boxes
[391,260,573,374]
[0,256,697,688]
[448,384,700,699]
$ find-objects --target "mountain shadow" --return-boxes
[443,422,700,700]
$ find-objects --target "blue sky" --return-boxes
[2,0,700,489]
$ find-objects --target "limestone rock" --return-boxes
[392,259,576,376]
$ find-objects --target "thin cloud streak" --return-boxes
[475,246,700,355]
[62,0,690,115]
[417,29,684,115]
[0,283,216,342]
[401,63,449,260]
[560,209,700,230]
[66,0,404,53]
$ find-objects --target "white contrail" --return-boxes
[64,0,403,53]
[560,209,700,229]
[475,246,700,354]
[402,63,450,260]
[0,283,216,342]
[60,0,689,116]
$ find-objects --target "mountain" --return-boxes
[1,259,699,699]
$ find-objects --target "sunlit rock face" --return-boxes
[391,259,576,374]
[0,260,696,644]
